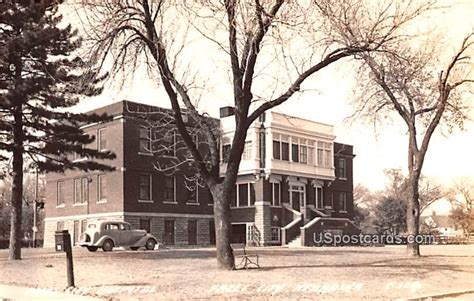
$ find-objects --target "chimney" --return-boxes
[219,106,235,118]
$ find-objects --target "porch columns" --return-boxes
[254,179,271,246]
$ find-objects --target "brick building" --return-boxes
[43,101,358,247]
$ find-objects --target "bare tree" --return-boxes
[350,25,473,256]
[449,178,474,235]
[80,0,435,269]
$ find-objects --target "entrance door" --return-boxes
[290,185,305,212]
[209,220,216,245]
[188,220,197,245]
[164,220,175,245]
[139,219,151,233]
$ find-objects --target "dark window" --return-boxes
[164,176,175,202]
[273,141,281,160]
[336,158,347,179]
[139,174,151,200]
[338,192,347,212]
[281,142,289,161]
[271,227,280,242]
[250,183,255,206]
[162,131,176,157]
[238,183,249,207]
[231,185,237,207]
[139,127,151,153]
[164,220,175,245]
[316,187,323,209]
[292,144,299,162]
[222,144,231,162]
[272,182,280,206]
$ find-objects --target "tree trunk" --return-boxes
[211,183,235,270]
[9,109,24,260]
[406,171,421,257]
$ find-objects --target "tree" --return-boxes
[350,28,473,256]
[0,172,46,244]
[352,184,376,233]
[449,178,474,235]
[82,0,434,269]
[0,1,115,260]
[373,197,407,235]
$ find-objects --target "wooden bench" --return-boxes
[231,243,260,270]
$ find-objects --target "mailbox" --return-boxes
[55,230,72,253]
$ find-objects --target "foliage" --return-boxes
[373,197,407,235]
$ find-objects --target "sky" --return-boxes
[63,1,474,208]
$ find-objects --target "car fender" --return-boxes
[131,234,158,247]
[94,235,118,247]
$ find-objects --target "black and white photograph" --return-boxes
[0,0,473,300]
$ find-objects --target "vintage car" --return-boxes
[79,220,158,252]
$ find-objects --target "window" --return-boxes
[57,181,65,207]
[139,127,152,153]
[74,178,88,205]
[164,176,175,203]
[336,158,346,179]
[338,192,347,212]
[272,182,281,206]
[232,183,255,207]
[317,142,332,167]
[221,144,231,163]
[316,186,323,209]
[273,134,290,161]
[271,227,280,242]
[57,221,64,231]
[163,131,176,157]
[98,128,107,151]
[299,145,308,164]
[98,174,107,202]
[273,140,281,160]
[292,143,299,163]
[281,141,289,161]
[139,173,152,201]
[242,141,252,160]
[308,141,315,165]
[187,179,199,204]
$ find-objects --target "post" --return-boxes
[66,247,75,287]
[55,230,75,287]
[32,166,38,248]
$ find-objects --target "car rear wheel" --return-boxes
[130,247,140,251]
[86,246,98,252]
[102,239,114,252]
[145,239,156,250]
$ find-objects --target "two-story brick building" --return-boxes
[43,101,358,247]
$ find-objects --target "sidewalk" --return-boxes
[0,284,103,301]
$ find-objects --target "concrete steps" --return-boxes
[287,235,302,248]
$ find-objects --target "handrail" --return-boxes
[310,207,329,218]
[281,205,303,244]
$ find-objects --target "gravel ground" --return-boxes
[0,245,473,300]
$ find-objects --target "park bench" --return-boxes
[231,243,260,270]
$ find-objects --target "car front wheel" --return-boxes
[86,246,98,252]
[102,239,114,252]
[145,239,156,250]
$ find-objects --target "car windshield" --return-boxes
[120,224,131,230]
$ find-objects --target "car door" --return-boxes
[104,222,121,245]
[119,223,132,246]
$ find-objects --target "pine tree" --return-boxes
[0,0,115,260]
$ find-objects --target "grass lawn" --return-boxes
[0,244,473,300]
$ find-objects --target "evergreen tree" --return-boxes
[0,0,115,260]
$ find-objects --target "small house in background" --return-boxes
[43,101,358,248]
[421,215,464,241]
